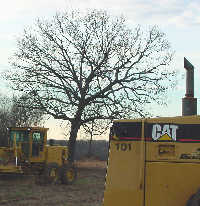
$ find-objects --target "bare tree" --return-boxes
[5,10,175,162]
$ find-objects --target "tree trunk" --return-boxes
[67,121,80,163]
[87,121,94,157]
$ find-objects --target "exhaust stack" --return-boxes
[182,57,197,116]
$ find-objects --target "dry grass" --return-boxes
[0,160,107,206]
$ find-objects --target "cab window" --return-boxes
[32,132,43,142]
[10,131,28,145]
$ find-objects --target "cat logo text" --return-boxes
[152,124,179,141]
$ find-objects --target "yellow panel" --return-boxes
[103,141,145,206]
[145,162,200,206]
[46,146,63,166]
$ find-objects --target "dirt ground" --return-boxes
[0,160,107,206]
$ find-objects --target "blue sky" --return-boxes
[0,0,199,139]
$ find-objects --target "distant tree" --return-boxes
[0,94,44,146]
[5,10,175,162]
[0,95,13,146]
[11,95,44,127]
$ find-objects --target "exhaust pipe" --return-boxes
[182,57,197,116]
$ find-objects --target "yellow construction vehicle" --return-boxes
[103,57,200,206]
[0,127,77,184]
[103,116,200,206]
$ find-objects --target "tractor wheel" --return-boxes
[34,169,46,185]
[186,189,200,206]
[60,164,77,185]
[43,163,60,184]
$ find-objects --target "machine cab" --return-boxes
[9,127,48,160]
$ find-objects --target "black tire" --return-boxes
[186,189,200,206]
[43,163,60,184]
[34,168,46,185]
[60,164,77,185]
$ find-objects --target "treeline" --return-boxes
[48,139,109,161]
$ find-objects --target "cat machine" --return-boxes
[0,127,77,184]
[103,58,200,206]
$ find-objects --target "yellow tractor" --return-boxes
[0,126,77,184]
[103,57,200,206]
[103,116,200,206]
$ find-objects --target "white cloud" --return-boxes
[0,0,68,22]
[1,0,199,28]
[60,0,200,29]
[168,2,200,27]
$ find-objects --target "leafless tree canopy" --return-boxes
[6,10,175,161]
